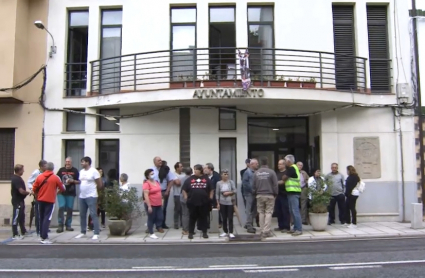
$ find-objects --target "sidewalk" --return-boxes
[4,219,425,245]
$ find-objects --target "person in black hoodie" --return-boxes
[182,164,214,239]
[345,165,361,228]
[203,163,221,229]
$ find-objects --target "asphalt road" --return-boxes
[1,237,425,278]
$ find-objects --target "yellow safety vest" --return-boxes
[285,164,301,193]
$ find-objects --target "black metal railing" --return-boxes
[65,62,87,96]
[88,47,385,94]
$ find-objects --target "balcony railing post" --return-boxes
[319,52,323,88]
[134,54,137,91]
[90,61,94,94]
[363,58,367,91]
[193,48,197,87]
[260,48,264,86]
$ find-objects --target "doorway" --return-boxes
[247,118,309,172]
[209,7,236,80]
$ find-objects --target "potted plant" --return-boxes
[169,75,185,89]
[302,78,317,89]
[184,75,201,88]
[286,77,301,88]
[270,75,285,87]
[201,72,217,87]
[308,180,332,231]
[104,185,142,236]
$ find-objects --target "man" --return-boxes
[203,163,221,228]
[325,163,346,225]
[119,173,130,191]
[297,161,310,225]
[173,162,186,229]
[180,167,193,235]
[56,157,80,233]
[242,159,259,233]
[282,154,303,236]
[274,159,290,232]
[75,156,103,240]
[33,162,65,244]
[253,157,278,238]
[151,156,176,229]
[239,159,251,207]
[27,160,47,238]
[11,164,29,240]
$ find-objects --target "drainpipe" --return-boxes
[411,0,425,205]
[398,112,406,222]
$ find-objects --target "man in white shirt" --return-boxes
[27,160,47,238]
[75,156,102,240]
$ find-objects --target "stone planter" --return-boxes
[108,218,133,236]
[309,212,328,231]
[286,81,301,88]
[302,82,317,89]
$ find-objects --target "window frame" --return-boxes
[99,9,123,94]
[246,6,276,79]
[98,108,120,132]
[65,109,86,132]
[0,128,15,181]
[219,108,237,131]
[170,6,197,81]
[65,10,89,97]
[98,139,120,180]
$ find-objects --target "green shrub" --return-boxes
[308,177,333,213]
[104,185,142,220]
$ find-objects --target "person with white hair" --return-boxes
[282,155,303,236]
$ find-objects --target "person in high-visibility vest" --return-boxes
[282,155,303,236]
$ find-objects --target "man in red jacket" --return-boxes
[33,162,65,244]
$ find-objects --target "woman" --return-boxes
[182,164,213,240]
[216,170,236,238]
[345,165,361,228]
[143,169,164,239]
[307,169,328,198]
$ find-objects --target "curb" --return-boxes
[6,233,425,246]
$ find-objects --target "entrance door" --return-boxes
[249,147,308,172]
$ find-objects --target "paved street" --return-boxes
[1,237,425,277]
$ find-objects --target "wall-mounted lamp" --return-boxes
[34,20,57,58]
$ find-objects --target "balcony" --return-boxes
[82,47,391,96]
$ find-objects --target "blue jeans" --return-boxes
[57,194,75,227]
[275,194,290,230]
[287,194,302,232]
[79,197,99,235]
[145,204,163,234]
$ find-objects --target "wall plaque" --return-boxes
[353,137,381,179]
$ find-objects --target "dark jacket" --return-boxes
[345,174,360,197]
[209,171,221,207]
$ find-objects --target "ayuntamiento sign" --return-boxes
[193,88,264,99]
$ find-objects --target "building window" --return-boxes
[0,129,15,180]
[98,109,120,131]
[219,109,236,130]
[170,7,197,81]
[332,5,357,91]
[367,6,391,92]
[247,6,274,80]
[98,139,119,180]
[65,10,89,97]
[65,140,85,166]
[65,109,85,132]
[100,9,123,94]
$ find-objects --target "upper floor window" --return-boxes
[98,109,120,131]
[247,6,274,80]
[65,10,89,97]
[99,10,123,94]
[65,109,85,132]
[0,129,15,180]
[366,5,391,93]
[170,7,197,81]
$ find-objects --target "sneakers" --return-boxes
[281,229,290,233]
[66,227,74,231]
[40,239,52,244]
[12,235,24,240]
[287,229,295,234]
[247,227,256,234]
[75,233,85,239]
[202,233,209,239]
[92,235,99,240]
[348,224,357,228]
[229,233,235,239]
[149,234,159,239]
[292,230,303,236]
[56,227,64,233]
[219,233,227,237]
[188,233,194,239]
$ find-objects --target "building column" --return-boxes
[320,112,338,170]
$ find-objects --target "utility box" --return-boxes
[396,83,412,105]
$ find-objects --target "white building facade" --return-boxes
[43,0,416,223]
